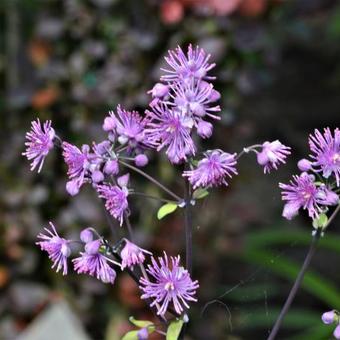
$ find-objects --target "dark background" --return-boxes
[1,0,340,339]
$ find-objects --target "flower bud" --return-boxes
[117,173,130,188]
[334,324,340,340]
[210,89,221,102]
[104,159,119,175]
[95,141,110,155]
[91,170,104,183]
[80,228,93,243]
[66,180,80,196]
[137,327,149,340]
[190,102,205,117]
[297,159,312,172]
[197,121,213,139]
[85,239,101,255]
[149,83,169,98]
[118,135,128,145]
[135,154,148,167]
[322,310,335,324]
[103,117,116,131]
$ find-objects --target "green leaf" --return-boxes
[129,316,154,329]
[240,248,340,307]
[121,330,139,340]
[157,203,178,220]
[192,188,209,200]
[166,319,184,340]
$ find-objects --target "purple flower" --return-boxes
[62,142,90,193]
[322,310,336,325]
[139,253,199,316]
[23,119,55,173]
[183,150,238,189]
[106,105,152,150]
[297,158,312,172]
[73,239,118,284]
[120,239,152,270]
[279,173,338,220]
[80,228,94,243]
[170,79,220,122]
[335,325,340,339]
[146,105,196,164]
[137,328,149,340]
[161,45,215,83]
[96,184,129,225]
[36,222,71,275]
[256,140,291,174]
[309,128,340,186]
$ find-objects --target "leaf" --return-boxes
[121,330,139,340]
[192,188,209,200]
[166,319,184,340]
[129,316,154,329]
[241,248,340,307]
[157,203,178,220]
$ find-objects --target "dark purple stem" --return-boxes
[184,181,193,274]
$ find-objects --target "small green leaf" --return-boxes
[312,213,328,229]
[121,330,139,340]
[166,319,184,340]
[129,316,154,329]
[192,188,209,200]
[157,203,178,220]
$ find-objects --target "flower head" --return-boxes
[23,119,55,173]
[120,239,152,270]
[146,105,196,164]
[96,184,129,225]
[36,222,71,275]
[62,142,90,194]
[256,140,291,174]
[309,128,340,186]
[279,173,338,220]
[183,150,238,189]
[161,45,215,83]
[73,239,118,284]
[321,310,340,339]
[106,105,152,150]
[140,253,199,316]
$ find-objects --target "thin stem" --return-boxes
[236,144,262,160]
[131,191,178,204]
[123,211,134,241]
[184,181,193,275]
[119,160,182,201]
[267,203,340,340]
[267,230,320,340]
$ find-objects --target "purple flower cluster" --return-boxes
[120,239,152,270]
[321,310,340,339]
[183,150,237,189]
[279,128,339,221]
[139,252,199,316]
[36,222,71,275]
[146,45,220,164]
[22,119,55,173]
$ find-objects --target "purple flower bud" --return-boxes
[80,228,93,243]
[149,83,169,98]
[137,327,149,340]
[297,159,312,172]
[135,154,149,167]
[103,117,116,131]
[104,159,119,175]
[316,187,339,206]
[334,324,340,340]
[118,135,128,145]
[117,173,129,188]
[322,310,335,324]
[95,141,110,155]
[66,180,80,196]
[91,170,104,183]
[85,239,101,255]
[108,132,116,142]
[197,121,213,139]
